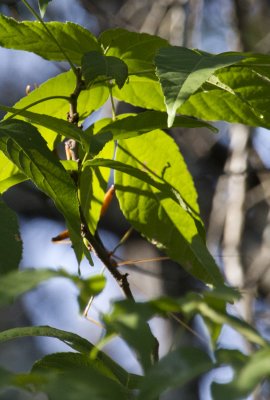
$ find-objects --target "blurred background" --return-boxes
[1,0,270,399]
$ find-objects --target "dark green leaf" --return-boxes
[82,51,128,89]
[114,131,224,286]
[38,0,52,17]
[0,325,93,353]
[0,15,100,64]
[138,347,213,400]
[0,104,89,150]
[99,28,168,76]
[0,197,22,274]
[103,300,158,372]
[0,366,44,393]
[89,111,217,154]
[32,352,123,386]
[0,325,139,390]
[42,367,130,400]
[155,47,243,126]
[0,119,90,265]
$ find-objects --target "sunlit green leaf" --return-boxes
[0,15,100,63]
[80,142,114,235]
[0,119,89,264]
[155,47,243,126]
[114,130,224,286]
[4,70,109,149]
[0,197,22,274]
[181,56,270,129]
[112,75,165,111]
[82,51,128,89]
[0,104,89,150]
[0,151,27,194]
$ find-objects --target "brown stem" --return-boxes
[80,210,135,301]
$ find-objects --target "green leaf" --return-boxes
[80,142,114,235]
[181,56,270,129]
[0,325,140,390]
[138,347,213,400]
[99,28,168,75]
[212,347,270,400]
[90,111,217,152]
[41,367,130,400]
[112,75,166,111]
[0,267,105,307]
[82,51,128,89]
[4,70,109,149]
[73,274,106,312]
[0,15,100,64]
[38,0,52,17]
[155,47,244,126]
[0,198,22,274]
[149,293,266,347]
[0,325,94,353]
[0,268,59,305]
[0,366,45,394]
[0,150,27,193]
[103,300,158,372]
[0,104,89,150]
[114,130,224,286]
[32,352,121,385]
[0,119,89,265]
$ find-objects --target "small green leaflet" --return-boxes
[38,0,52,18]
[155,47,244,127]
[0,119,91,265]
[81,51,128,89]
[0,197,22,274]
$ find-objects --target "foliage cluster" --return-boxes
[1,1,270,398]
